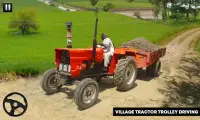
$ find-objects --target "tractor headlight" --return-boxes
[59,63,63,71]
[59,63,70,72]
[63,65,68,72]
[68,65,71,72]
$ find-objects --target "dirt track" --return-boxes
[0,28,200,120]
[113,10,162,19]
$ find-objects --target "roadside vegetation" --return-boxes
[56,0,152,9]
[196,39,200,53]
[0,0,200,78]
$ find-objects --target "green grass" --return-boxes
[57,0,152,9]
[196,39,200,53]
[0,0,199,75]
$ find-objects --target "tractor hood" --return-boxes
[55,48,104,75]
[55,48,104,61]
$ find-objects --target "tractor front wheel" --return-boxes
[40,68,62,94]
[146,59,161,77]
[114,56,137,91]
[74,78,99,109]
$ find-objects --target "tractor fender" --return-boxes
[108,51,136,74]
[114,51,136,58]
[114,49,136,57]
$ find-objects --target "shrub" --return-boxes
[15,67,40,77]
[126,0,134,2]
[49,2,55,6]
[169,5,186,21]
[49,0,56,6]
[89,0,99,6]
[8,8,39,35]
[103,3,115,12]
[190,8,199,18]
[133,11,142,19]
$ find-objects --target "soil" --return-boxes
[113,10,162,19]
[0,28,200,120]
[120,37,161,52]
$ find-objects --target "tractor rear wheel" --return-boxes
[114,56,137,91]
[74,78,99,109]
[40,68,62,94]
[146,59,161,77]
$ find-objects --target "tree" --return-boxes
[89,0,99,6]
[8,8,39,35]
[169,4,187,21]
[183,0,192,21]
[103,3,115,12]
[173,0,200,21]
[161,0,168,24]
[0,0,3,8]
[148,0,162,23]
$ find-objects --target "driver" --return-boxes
[98,33,114,71]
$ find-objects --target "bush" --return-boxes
[15,67,40,77]
[169,6,185,21]
[190,8,199,18]
[133,11,142,19]
[103,3,115,12]
[49,2,55,6]
[89,0,99,6]
[8,8,39,35]
[169,13,185,20]
[126,0,134,2]
[49,0,57,6]
[196,39,200,53]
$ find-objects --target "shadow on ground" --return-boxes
[44,66,163,109]
[60,87,75,99]
[180,56,200,79]
[8,30,40,36]
[98,78,116,92]
[137,70,153,81]
[158,55,200,107]
[45,68,157,100]
[136,69,164,81]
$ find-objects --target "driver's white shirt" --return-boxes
[102,38,114,53]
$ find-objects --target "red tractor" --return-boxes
[40,8,166,109]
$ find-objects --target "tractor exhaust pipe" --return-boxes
[92,8,98,63]
[66,22,72,48]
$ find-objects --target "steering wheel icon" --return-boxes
[3,92,28,117]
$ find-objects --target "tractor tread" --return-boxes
[114,56,137,91]
[74,78,99,110]
[146,59,161,77]
[40,68,62,94]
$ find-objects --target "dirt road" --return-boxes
[0,28,200,120]
[113,10,162,19]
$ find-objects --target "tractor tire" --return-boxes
[40,68,62,94]
[146,59,161,77]
[114,56,137,91]
[74,78,99,110]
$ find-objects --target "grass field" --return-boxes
[0,0,199,74]
[196,39,200,53]
[57,0,152,9]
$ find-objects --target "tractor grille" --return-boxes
[59,50,70,72]
[61,50,70,64]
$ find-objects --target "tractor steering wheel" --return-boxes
[3,92,28,117]
[96,44,101,48]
